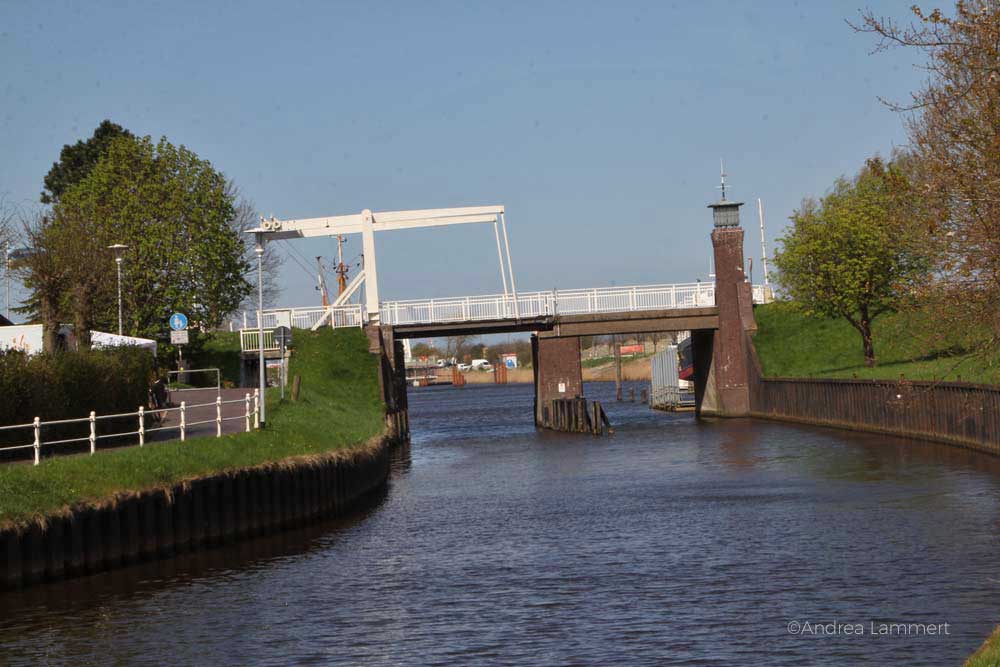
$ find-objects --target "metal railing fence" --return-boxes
[379,282,726,326]
[240,329,279,353]
[0,390,260,465]
[167,368,221,393]
[237,283,772,349]
[241,304,365,331]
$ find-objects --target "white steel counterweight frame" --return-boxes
[248,205,518,324]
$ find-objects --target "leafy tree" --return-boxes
[772,157,929,366]
[30,134,252,352]
[411,342,440,358]
[856,2,1000,354]
[40,120,133,204]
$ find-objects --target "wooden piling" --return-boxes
[614,335,623,401]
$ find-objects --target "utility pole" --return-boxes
[614,334,623,401]
[335,234,349,295]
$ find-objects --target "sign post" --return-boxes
[170,312,189,370]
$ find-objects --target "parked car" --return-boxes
[435,359,446,367]
[457,363,471,372]
[470,358,492,371]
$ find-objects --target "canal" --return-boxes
[1,381,999,665]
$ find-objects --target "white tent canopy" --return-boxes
[90,331,157,356]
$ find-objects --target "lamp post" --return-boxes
[4,242,9,321]
[107,244,128,336]
[255,232,266,427]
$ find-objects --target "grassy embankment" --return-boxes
[754,301,1000,385]
[0,327,384,529]
[966,627,1000,667]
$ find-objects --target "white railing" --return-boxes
[241,304,365,331]
[167,368,221,394]
[0,391,261,465]
[379,282,732,326]
[240,329,279,352]
[247,282,773,332]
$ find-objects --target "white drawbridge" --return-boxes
[250,205,518,326]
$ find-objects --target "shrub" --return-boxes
[0,346,153,447]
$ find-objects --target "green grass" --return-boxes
[966,626,1000,666]
[0,327,385,529]
[582,353,653,368]
[753,301,1000,384]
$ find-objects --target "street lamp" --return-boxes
[4,242,10,321]
[107,244,128,336]
[255,232,267,427]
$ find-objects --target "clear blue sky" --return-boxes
[1,1,923,314]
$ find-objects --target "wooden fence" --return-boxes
[749,376,1000,454]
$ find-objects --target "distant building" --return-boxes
[0,323,43,355]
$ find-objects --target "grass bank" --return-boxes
[966,626,1000,666]
[0,327,384,529]
[754,302,1000,384]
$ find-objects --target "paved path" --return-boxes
[151,387,255,442]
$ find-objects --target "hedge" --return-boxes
[0,347,153,448]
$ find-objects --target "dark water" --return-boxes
[2,381,1000,666]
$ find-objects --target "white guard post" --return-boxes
[248,205,518,324]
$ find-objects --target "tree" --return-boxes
[40,120,133,204]
[17,214,65,351]
[411,342,440,358]
[445,335,473,361]
[28,134,252,351]
[772,157,929,366]
[228,182,283,314]
[855,2,1000,353]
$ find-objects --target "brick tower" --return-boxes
[695,176,756,416]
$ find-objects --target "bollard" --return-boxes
[180,401,186,441]
[89,411,96,454]
[245,393,251,432]
[641,388,648,404]
[138,406,145,446]
[216,396,222,437]
[253,390,260,429]
[630,387,635,402]
[33,417,40,466]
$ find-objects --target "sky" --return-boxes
[1,1,926,319]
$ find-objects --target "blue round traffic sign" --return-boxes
[169,313,188,331]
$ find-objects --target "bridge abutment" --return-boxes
[366,325,410,442]
[532,335,583,427]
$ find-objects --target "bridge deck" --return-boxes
[240,282,767,350]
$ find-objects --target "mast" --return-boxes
[757,198,769,287]
[335,234,349,295]
[316,256,330,307]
